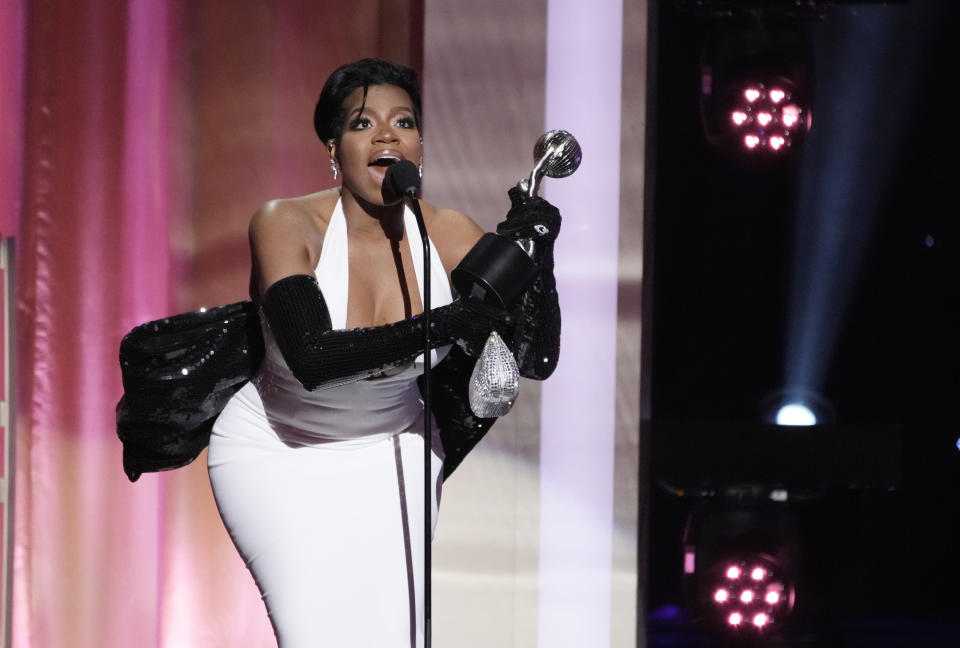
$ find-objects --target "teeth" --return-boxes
[370,153,401,166]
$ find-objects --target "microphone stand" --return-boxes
[402,190,433,648]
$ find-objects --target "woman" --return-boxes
[206,58,560,648]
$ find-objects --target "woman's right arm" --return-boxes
[249,200,320,299]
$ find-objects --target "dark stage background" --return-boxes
[647,0,960,645]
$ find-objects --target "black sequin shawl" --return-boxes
[116,301,498,482]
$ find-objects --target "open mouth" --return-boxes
[368,152,403,170]
[367,151,404,187]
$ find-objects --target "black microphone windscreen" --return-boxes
[385,160,420,198]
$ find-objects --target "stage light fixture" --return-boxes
[702,552,794,635]
[696,8,815,161]
[722,79,810,155]
[682,503,800,640]
[653,416,902,643]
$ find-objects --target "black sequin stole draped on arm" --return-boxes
[117,301,265,482]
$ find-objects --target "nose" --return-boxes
[373,122,399,143]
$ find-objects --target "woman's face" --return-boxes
[331,83,421,207]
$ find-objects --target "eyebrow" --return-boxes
[348,105,414,118]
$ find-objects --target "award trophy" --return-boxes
[454,130,582,417]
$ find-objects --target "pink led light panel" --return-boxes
[745,88,761,102]
[709,558,790,632]
[769,136,786,150]
[731,111,748,126]
[757,112,773,127]
[744,135,760,149]
[782,105,800,128]
[769,89,785,103]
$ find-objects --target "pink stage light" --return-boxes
[707,76,809,157]
[782,105,800,128]
[704,556,794,632]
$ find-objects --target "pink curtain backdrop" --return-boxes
[11,1,421,646]
[0,0,25,238]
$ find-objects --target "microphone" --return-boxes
[384,159,421,202]
[384,157,434,648]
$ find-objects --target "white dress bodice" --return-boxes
[251,197,453,447]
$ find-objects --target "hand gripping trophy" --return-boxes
[453,130,582,417]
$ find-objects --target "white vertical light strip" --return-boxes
[538,1,623,647]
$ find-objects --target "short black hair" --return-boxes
[313,58,422,145]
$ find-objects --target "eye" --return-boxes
[349,116,372,130]
[396,115,416,129]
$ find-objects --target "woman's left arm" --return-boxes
[432,196,562,380]
[494,189,562,380]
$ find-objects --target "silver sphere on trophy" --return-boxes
[518,129,583,199]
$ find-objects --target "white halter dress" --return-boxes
[208,197,451,648]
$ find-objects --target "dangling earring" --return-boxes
[327,140,338,181]
[418,137,424,178]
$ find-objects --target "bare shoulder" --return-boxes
[249,189,340,294]
[419,200,484,270]
[250,189,339,240]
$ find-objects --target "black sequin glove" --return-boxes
[495,188,562,379]
[497,187,562,260]
[437,296,515,357]
[261,274,512,390]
